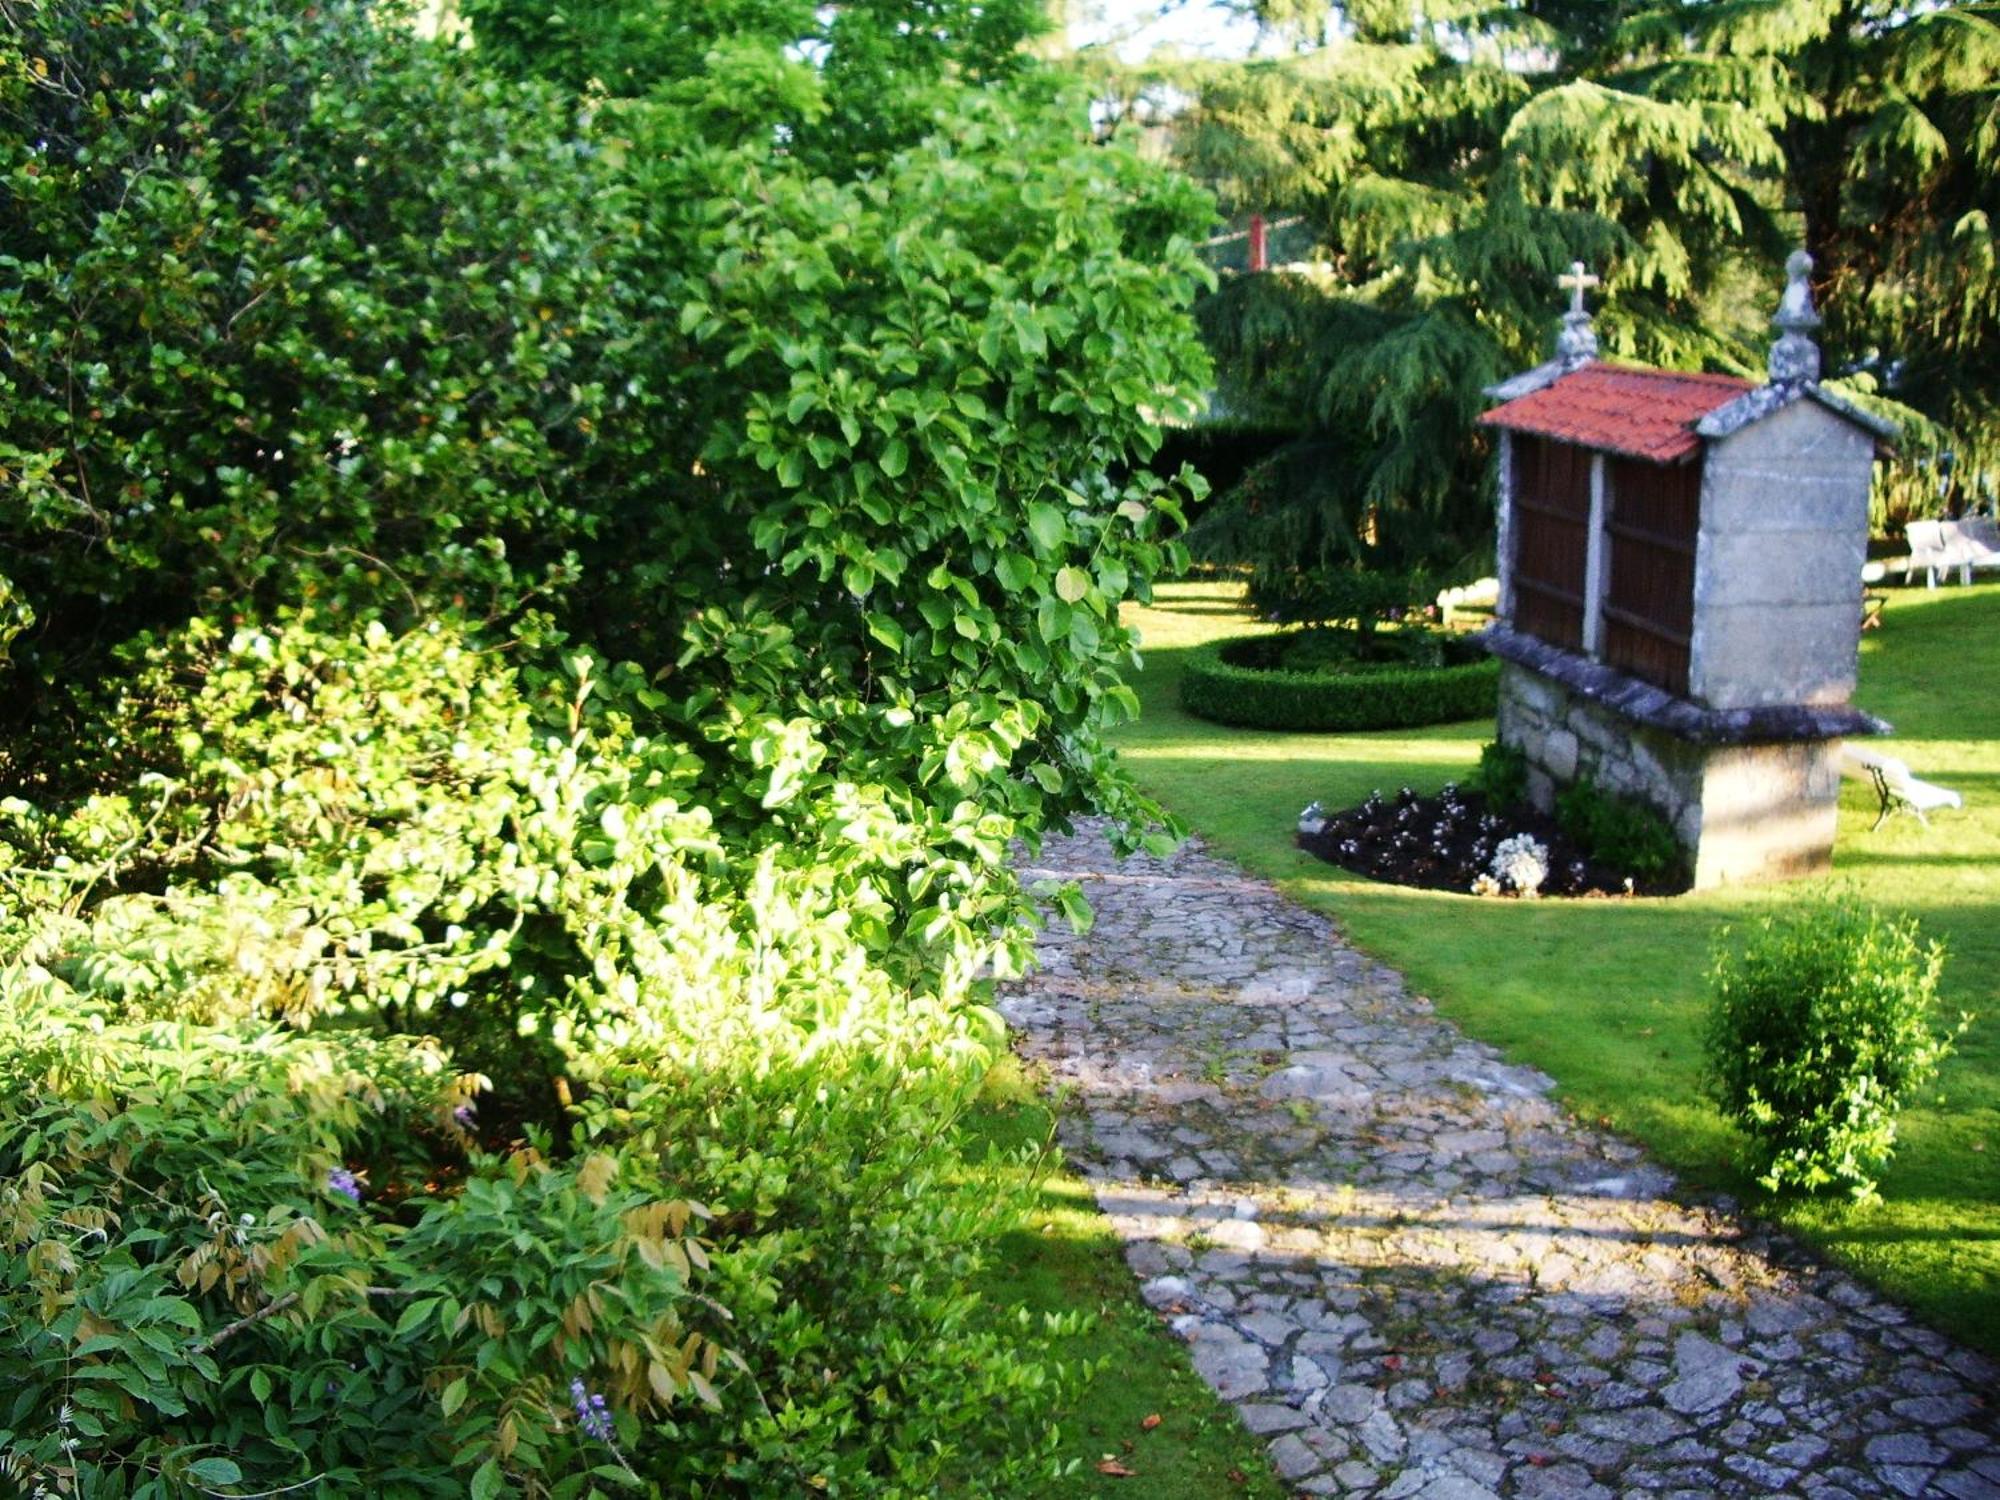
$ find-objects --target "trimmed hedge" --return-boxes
[1179,632,1500,731]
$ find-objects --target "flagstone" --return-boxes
[1002,824,2000,1497]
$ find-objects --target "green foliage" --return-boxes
[463,0,1053,173]
[1614,0,2000,498]
[1179,632,1496,731]
[0,0,1220,1488]
[0,988,722,1497]
[1703,898,1967,1202]
[0,611,1084,1494]
[0,0,618,648]
[584,84,1215,845]
[574,1047,1076,1495]
[1132,0,2000,579]
[1472,740,1529,810]
[1555,777,1684,882]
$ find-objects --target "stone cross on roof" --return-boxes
[1559,261,1599,315]
[1555,260,1600,370]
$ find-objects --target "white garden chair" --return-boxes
[1904,518,2000,587]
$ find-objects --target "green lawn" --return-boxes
[1112,576,2000,1353]
[958,1059,1287,1499]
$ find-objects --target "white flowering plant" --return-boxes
[1489,833,1550,897]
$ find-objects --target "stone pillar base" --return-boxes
[1496,664,1841,889]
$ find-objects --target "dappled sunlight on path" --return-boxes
[1001,824,2000,1499]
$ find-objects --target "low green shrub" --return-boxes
[1472,741,1529,809]
[1179,632,1497,732]
[1703,898,1967,1201]
[0,989,726,1498]
[1555,777,1684,881]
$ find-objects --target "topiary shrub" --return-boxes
[1703,898,1967,1201]
[1178,631,1497,732]
[1555,777,1684,882]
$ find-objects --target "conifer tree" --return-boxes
[1140,0,1998,584]
[1618,0,2000,501]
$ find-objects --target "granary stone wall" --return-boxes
[1497,663,1842,888]
[1690,400,1874,711]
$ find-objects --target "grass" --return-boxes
[956,1058,1287,1499]
[1112,576,2000,1353]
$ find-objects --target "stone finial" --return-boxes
[1769,248,1822,385]
[1555,261,1600,370]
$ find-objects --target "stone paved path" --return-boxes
[998,825,2000,1500]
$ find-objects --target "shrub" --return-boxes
[1179,632,1498,732]
[1250,564,1433,634]
[1703,898,1967,1201]
[0,986,726,1497]
[1473,741,1529,809]
[0,0,619,643]
[0,612,1083,1493]
[1555,777,1684,881]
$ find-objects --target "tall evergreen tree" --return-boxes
[1133,0,1998,588]
[1618,0,2000,501]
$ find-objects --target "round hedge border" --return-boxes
[1178,631,1500,732]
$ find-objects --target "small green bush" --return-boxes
[1556,777,1683,881]
[1703,898,1966,1201]
[1179,632,1497,732]
[1473,741,1529,809]
[1253,565,1433,633]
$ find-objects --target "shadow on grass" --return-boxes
[1802,1216,2000,1247]
[1834,845,1996,869]
[1143,600,1262,619]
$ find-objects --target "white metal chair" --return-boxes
[1904,518,2000,587]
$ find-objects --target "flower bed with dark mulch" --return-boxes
[1296,784,1688,898]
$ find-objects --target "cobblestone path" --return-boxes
[997,824,2000,1500]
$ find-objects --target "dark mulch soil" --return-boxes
[1296,784,1687,898]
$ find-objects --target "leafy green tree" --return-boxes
[465,0,1218,877]
[0,0,621,652]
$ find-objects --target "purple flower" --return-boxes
[326,1167,362,1204]
[570,1378,614,1443]
[452,1103,477,1128]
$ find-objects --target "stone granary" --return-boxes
[1476,255,1896,888]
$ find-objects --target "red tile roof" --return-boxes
[1479,362,1756,464]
